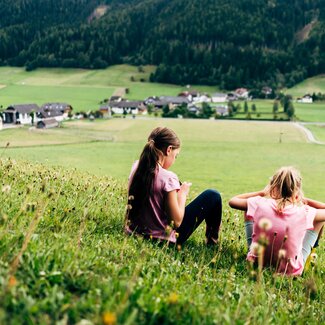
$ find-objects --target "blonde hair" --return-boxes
[266,166,303,212]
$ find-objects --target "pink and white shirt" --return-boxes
[247,196,316,275]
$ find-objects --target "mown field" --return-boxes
[0,118,324,324]
[2,118,325,198]
[0,65,216,112]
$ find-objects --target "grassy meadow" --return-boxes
[0,118,325,324]
[0,66,325,324]
[0,66,216,112]
[286,75,325,98]
[1,118,325,198]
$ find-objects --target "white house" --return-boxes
[214,105,229,116]
[235,88,249,99]
[192,95,211,104]
[2,104,41,125]
[108,101,146,114]
[297,94,313,103]
[211,93,228,103]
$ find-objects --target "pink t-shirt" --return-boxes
[247,196,316,276]
[125,161,180,243]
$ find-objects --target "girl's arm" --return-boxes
[229,190,265,211]
[165,182,191,228]
[304,197,325,209]
[314,209,325,222]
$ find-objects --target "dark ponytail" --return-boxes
[126,127,180,225]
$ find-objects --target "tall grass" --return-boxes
[0,158,324,324]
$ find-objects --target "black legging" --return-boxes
[176,189,222,245]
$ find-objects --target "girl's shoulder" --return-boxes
[248,195,272,205]
[158,165,178,179]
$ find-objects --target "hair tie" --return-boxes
[148,139,155,145]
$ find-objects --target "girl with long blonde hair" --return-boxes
[229,166,325,275]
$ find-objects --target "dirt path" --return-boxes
[112,88,126,97]
[293,122,325,145]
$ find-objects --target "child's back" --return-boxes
[247,196,316,275]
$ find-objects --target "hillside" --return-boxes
[0,0,324,89]
[0,157,324,324]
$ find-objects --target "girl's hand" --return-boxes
[179,181,192,197]
[261,184,270,197]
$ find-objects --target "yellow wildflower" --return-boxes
[167,292,178,304]
[102,312,117,325]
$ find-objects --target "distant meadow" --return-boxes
[0,66,324,121]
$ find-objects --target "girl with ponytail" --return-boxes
[229,166,325,275]
[125,127,222,245]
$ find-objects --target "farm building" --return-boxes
[261,86,273,96]
[37,118,59,129]
[214,105,229,116]
[297,95,313,103]
[159,96,190,105]
[108,101,147,114]
[211,93,228,103]
[178,90,200,102]
[2,104,41,125]
[99,105,112,118]
[39,103,72,121]
[144,97,169,109]
[235,88,249,99]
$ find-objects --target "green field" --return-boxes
[294,102,325,122]
[0,67,325,323]
[304,124,325,143]
[1,118,325,199]
[0,118,325,324]
[0,66,217,112]
[286,75,325,98]
[1,66,325,121]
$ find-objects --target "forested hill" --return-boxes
[0,0,324,89]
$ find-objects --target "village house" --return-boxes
[144,97,169,109]
[108,100,147,114]
[192,94,211,104]
[37,118,59,129]
[214,105,229,117]
[226,93,238,101]
[261,86,273,96]
[38,103,72,122]
[235,88,249,100]
[187,105,200,115]
[144,96,160,105]
[159,96,190,105]
[297,94,313,103]
[211,93,228,103]
[2,104,41,125]
[178,90,200,102]
[99,105,112,118]
[109,96,122,102]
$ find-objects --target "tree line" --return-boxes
[0,0,324,89]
